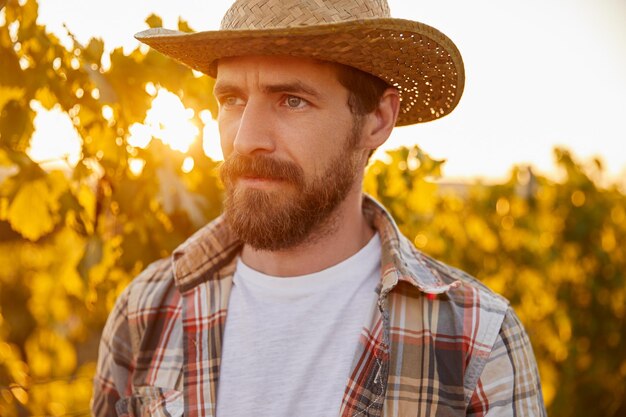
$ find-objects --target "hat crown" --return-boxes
[221,0,391,30]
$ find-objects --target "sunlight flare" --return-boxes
[182,156,195,173]
[27,101,82,168]
[128,158,146,176]
[200,110,223,161]
[128,88,199,153]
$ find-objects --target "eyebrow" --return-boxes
[261,81,321,99]
[213,83,244,98]
[213,81,322,100]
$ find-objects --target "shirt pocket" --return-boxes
[115,386,183,417]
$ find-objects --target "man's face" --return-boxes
[215,56,366,251]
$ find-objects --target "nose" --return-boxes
[232,98,276,156]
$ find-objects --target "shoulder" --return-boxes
[421,251,511,314]
[101,256,181,361]
[93,257,184,413]
[389,246,525,392]
[415,250,515,351]
[392,232,511,320]
[417,260,545,413]
[121,257,179,316]
[103,257,176,324]
[98,256,182,374]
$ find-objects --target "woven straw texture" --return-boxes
[136,0,464,126]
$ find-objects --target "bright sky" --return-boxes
[30,0,626,181]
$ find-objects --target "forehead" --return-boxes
[215,55,343,89]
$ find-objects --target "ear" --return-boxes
[360,87,401,150]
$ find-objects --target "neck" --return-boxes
[240,189,374,277]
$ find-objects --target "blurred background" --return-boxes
[1,0,625,415]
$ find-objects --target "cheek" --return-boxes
[293,116,354,174]
[219,129,232,157]
[218,115,237,157]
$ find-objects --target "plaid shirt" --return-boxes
[92,196,546,416]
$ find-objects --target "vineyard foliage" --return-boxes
[0,0,625,416]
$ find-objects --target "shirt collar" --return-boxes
[362,196,461,296]
[172,195,460,295]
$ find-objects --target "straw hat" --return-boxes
[135,0,464,126]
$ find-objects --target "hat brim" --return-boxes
[135,18,464,126]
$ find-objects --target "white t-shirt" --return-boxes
[215,234,382,417]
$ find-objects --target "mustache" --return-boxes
[220,154,304,184]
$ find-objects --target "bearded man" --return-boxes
[92,1,546,416]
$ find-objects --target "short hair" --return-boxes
[334,64,391,160]
[335,64,391,117]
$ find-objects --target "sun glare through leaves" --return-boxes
[27,101,82,168]
[128,87,198,153]
[2,1,626,415]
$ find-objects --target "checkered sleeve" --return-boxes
[467,308,546,416]
[91,284,135,416]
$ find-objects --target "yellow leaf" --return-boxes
[0,148,13,166]
[25,329,77,378]
[0,198,8,220]
[407,180,437,214]
[0,86,24,110]
[77,184,96,231]
[10,385,28,405]
[61,270,84,298]
[28,272,56,324]
[146,13,163,28]
[88,236,123,285]
[50,296,70,322]
[34,87,57,110]
[7,180,56,241]
[46,170,69,212]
